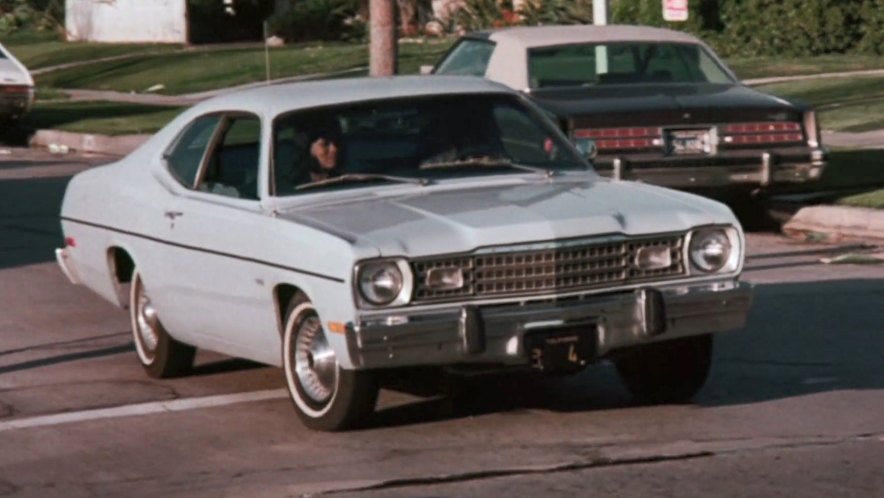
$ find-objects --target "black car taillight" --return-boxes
[719,122,804,145]
[573,127,662,151]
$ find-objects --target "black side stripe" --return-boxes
[61,216,346,284]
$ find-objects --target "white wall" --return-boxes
[66,0,188,43]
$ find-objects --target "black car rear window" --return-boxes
[528,42,735,89]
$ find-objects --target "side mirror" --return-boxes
[419,65,434,75]
[574,137,598,160]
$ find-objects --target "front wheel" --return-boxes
[614,334,713,404]
[282,295,377,431]
[130,270,195,378]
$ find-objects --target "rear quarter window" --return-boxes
[434,39,495,77]
[165,115,222,188]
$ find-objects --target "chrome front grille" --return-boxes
[412,235,685,303]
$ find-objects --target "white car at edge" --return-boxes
[0,42,35,121]
[57,76,752,431]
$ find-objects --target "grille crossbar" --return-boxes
[413,235,685,303]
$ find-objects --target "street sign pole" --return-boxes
[592,0,609,25]
[593,0,609,74]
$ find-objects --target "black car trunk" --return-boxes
[531,83,805,129]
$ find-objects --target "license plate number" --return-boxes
[666,128,714,155]
[525,328,595,373]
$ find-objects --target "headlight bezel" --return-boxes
[354,258,413,308]
[687,226,742,275]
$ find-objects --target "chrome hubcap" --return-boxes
[135,286,160,355]
[293,315,337,403]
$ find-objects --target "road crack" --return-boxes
[305,432,884,496]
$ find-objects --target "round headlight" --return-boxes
[358,262,404,306]
[690,229,732,273]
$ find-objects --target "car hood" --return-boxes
[531,83,803,126]
[0,59,33,86]
[276,175,735,258]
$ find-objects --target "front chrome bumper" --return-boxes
[346,280,752,369]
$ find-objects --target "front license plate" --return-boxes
[525,328,595,373]
[666,128,714,155]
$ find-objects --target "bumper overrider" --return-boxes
[346,279,752,370]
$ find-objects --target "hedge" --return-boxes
[456,0,884,57]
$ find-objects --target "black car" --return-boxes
[430,25,827,191]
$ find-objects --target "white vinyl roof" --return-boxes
[488,24,704,48]
[194,75,515,118]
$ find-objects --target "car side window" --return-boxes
[493,103,570,163]
[165,115,222,188]
[198,115,261,200]
[434,39,495,76]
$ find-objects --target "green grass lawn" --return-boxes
[728,55,884,81]
[1,30,181,70]
[23,101,183,135]
[756,76,884,133]
[837,189,884,209]
[34,40,452,95]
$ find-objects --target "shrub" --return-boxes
[856,0,884,54]
[0,0,61,35]
[719,0,862,56]
[454,0,518,32]
[518,0,593,25]
[268,0,365,43]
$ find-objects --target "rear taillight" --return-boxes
[0,85,32,95]
[719,122,804,145]
[573,127,662,151]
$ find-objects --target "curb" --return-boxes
[783,205,884,242]
[29,129,150,156]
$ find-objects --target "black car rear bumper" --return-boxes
[592,147,827,188]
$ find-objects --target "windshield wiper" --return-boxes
[296,173,430,192]
[420,157,556,177]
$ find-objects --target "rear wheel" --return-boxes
[614,334,713,404]
[130,270,195,378]
[282,294,378,431]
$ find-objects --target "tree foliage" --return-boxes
[453,0,884,56]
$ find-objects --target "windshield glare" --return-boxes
[528,42,735,89]
[272,94,586,196]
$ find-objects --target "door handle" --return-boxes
[164,211,184,220]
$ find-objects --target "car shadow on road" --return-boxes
[367,279,884,429]
[0,343,134,375]
[0,175,72,270]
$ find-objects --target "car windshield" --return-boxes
[528,42,735,89]
[272,94,587,196]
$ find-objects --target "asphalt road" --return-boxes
[1,149,883,497]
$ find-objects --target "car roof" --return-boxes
[195,75,516,117]
[483,24,703,48]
